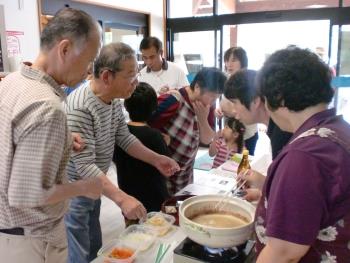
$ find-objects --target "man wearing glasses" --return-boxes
[63,42,180,263]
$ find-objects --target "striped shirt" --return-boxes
[212,137,238,168]
[0,64,71,247]
[64,81,137,181]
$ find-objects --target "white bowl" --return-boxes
[139,212,175,236]
[119,224,156,251]
[98,238,137,263]
[179,195,256,248]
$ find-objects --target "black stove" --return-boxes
[173,238,255,263]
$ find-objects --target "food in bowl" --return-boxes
[98,239,137,263]
[119,225,156,251]
[161,194,195,225]
[140,212,175,236]
[190,211,249,228]
[179,195,256,248]
[164,206,177,214]
[108,247,134,259]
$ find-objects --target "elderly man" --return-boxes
[64,42,180,263]
[139,36,189,95]
[0,8,103,263]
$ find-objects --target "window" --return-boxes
[169,0,213,18]
[173,31,216,76]
[218,0,339,15]
[222,20,330,70]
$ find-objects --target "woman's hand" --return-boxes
[242,188,262,202]
[237,169,266,190]
[193,101,210,124]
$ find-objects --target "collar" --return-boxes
[21,63,66,100]
[146,58,168,73]
[291,108,336,140]
[178,87,194,109]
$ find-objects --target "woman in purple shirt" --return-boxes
[240,47,350,262]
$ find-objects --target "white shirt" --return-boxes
[139,60,189,94]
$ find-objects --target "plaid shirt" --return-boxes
[150,88,199,195]
[0,64,71,247]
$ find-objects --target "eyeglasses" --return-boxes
[126,72,140,83]
[101,68,140,83]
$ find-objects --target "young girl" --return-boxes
[209,117,245,168]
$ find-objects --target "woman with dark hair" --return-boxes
[239,47,350,262]
[218,47,259,156]
[223,47,248,75]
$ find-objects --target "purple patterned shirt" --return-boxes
[255,108,350,262]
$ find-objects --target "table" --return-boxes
[92,226,187,263]
[92,153,271,262]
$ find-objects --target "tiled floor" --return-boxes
[100,130,272,245]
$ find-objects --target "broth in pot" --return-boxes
[190,212,249,228]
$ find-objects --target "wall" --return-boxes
[0,0,164,68]
[76,0,164,43]
[0,0,40,65]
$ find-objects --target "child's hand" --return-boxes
[213,130,222,140]
[215,107,224,119]
[161,133,171,145]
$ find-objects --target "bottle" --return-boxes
[237,149,250,175]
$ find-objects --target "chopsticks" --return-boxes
[154,243,171,263]
[214,170,248,211]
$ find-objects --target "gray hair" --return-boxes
[40,8,99,52]
[93,42,136,78]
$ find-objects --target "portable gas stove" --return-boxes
[173,238,255,263]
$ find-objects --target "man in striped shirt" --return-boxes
[0,8,104,263]
[64,42,180,263]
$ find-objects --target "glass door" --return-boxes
[172,30,221,82]
[332,24,350,123]
[222,20,330,71]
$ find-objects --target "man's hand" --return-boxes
[71,132,85,152]
[154,155,180,177]
[119,193,147,220]
[159,85,170,95]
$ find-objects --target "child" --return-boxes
[209,117,245,168]
[113,82,170,212]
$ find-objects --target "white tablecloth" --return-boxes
[92,154,270,262]
[92,226,187,263]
